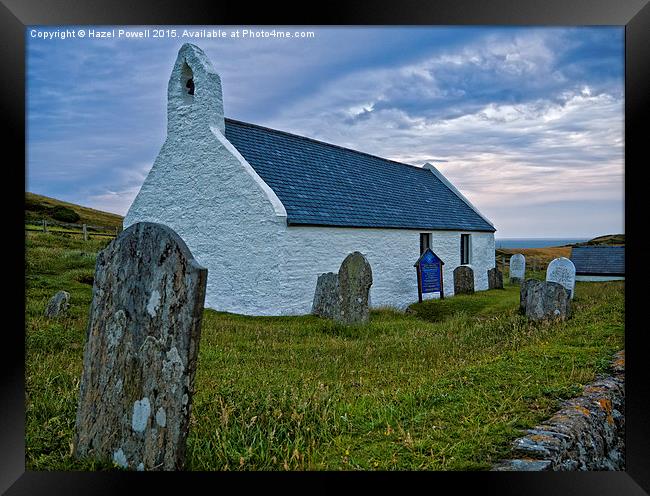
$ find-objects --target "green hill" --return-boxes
[25,192,124,230]
[575,234,625,246]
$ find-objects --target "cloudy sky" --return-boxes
[26,26,624,238]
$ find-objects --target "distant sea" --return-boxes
[495,238,591,249]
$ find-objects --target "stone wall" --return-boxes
[493,350,625,471]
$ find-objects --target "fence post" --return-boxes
[42,219,47,233]
[83,224,88,241]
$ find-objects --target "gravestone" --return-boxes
[74,222,207,471]
[338,252,373,325]
[546,257,576,299]
[453,266,475,295]
[520,279,571,322]
[488,267,503,289]
[312,272,341,320]
[509,254,526,284]
[312,252,373,325]
[44,290,70,317]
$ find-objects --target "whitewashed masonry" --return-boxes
[124,43,497,316]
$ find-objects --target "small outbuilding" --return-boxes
[570,246,625,281]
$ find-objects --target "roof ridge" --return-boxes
[224,117,432,174]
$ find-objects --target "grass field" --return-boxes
[25,230,624,471]
[496,246,572,274]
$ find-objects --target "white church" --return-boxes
[124,43,497,316]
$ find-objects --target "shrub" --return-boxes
[25,197,48,212]
[50,206,80,223]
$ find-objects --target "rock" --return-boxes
[74,222,207,471]
[312,272,341,320]
[453,265,474,295]
[520,279,571,321]
[44,290,70,317]
[509,254,526,284]
[487,267,503,289]
[338,252,373,325]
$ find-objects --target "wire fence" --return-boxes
[25,218,122,239]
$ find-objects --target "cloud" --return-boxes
[257,29,623,236]
[26,26,624,237]
[76,161,153,216]
[84,186,142,216]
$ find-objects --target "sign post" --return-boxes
[414,248,445,302]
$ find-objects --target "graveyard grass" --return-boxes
[26,232,624,471]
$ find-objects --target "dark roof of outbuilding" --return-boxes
[570,246,625,275]
[224,118,495,232]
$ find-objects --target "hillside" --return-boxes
[573,234,625,246]
[25,192,124,230]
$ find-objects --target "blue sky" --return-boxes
[26,26,624,238]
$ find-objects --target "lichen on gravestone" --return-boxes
[453,266,474,295]
[519,279,571,322]
[312,272,341,320]
[312,252,373,325]
[73,222,207,471]
[487,267,503,289]
[337,252,373,325]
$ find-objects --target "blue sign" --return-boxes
[416,249,443,294]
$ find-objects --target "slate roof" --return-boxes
[224,118,495,232]
[570,246,625,275]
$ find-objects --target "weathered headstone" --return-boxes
[74,222,207,471]
[338,252,373,325]
[312,272,341,320]
[546,257,576,299]
[488,267,503,289]
[312,252,373,325]
[453,265,475,295]
[520,279,571,322]
[509,254,526,284]
[44,290,70,317]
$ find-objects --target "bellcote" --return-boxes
[167,43,225,136]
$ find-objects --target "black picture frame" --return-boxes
[5,0,648,493]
